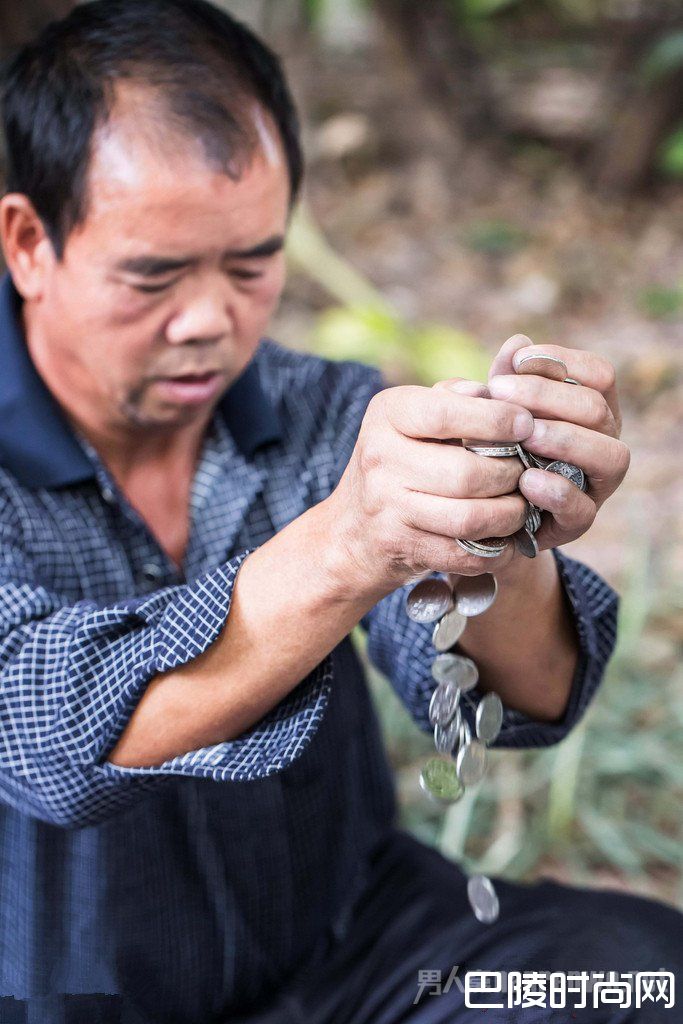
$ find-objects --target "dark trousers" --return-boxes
[2,830,680,1023]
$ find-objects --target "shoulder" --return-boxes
[255,337,385,407]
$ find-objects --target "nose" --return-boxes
[165,293,233,346]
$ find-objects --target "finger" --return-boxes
[519,468,596,548]
[488,334,534,381]
[383,385,534,444]
[401,490,527,540]
[511,344,622,433]
[488,375,618,437]
[521,420,630,500]
[400,438,523,498]
[408,528,518,577]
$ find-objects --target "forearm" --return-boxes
[108,497,378,768]
[455,549,578,722]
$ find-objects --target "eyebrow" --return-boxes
[115,234,285,276]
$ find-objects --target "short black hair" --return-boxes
[1,0,304,256]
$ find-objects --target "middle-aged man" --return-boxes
[0,2,680,1022]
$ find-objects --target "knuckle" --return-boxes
[587,393,611,429]
[611,439,631,479]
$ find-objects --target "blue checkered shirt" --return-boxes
[0,274,618,1020]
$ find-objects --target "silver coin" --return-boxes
[406,578,454,623]
[476,692,504,744]
[515,353,568,382]
[456,738,487,786]
[419,756,464,804]
[467,874,500,924]
[434,709,462,754]
[432,607,467,651]
[454,574,498,617]
[428,678,461,726]
[524,502,542,534]
[527,452,553,470]
[514,527,539,559]
[545,460,586,492]
[563,377,581,386]
[516,444,535,470]
[465,444,519,458]
[432,653,479,692]
[457,537,509,558]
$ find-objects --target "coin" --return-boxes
[406,578,454,623]
[432,607,467,651]
[457,537,509,558]
[515,354,568,382]
[513,527,539,559]
[467,874,500,924]
[432,653,479,692]
[545,460,586,492]
[464,443,519,458]
[434,710,462,754]
[428,678,461,726]
[420,756,464,804]
[476,692,504,744]
[456,738,487,786]
[526,452,553,470]
[516,444,535,470]
[524,502,542,534]
[563,377,581,386]
[454,574,498,617]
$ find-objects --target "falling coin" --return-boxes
[467,874,500,924]
[406,578,454,623]
[420,757,464,804]
[456,738,487,786]
[513,528,539,559]
[476,693,504,745]
[434,710,462,754]
[428,678,461,727]
[454,574,498,617]
[432,653,479,692]
[432,607,467,651]
[515,353,568,382]
[545,460,587,492]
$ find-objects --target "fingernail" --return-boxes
[529,420,546,442]
[512,347,535,371]
[514,411,534,439]
[489,375,515,398]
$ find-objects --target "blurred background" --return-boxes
[1,0,682,907]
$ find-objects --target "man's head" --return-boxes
[0,0,303,436]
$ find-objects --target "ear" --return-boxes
[0,194,56,301]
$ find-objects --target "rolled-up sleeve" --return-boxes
[0,536,332,828]
[360,549,618,748]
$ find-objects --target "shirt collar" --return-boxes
[0,273,282,489]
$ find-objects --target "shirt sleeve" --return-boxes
[359,549,618,748]
[0,505,332,829]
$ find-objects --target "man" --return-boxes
[0,1,679,1022]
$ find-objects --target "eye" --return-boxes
[132,280,175,295]
[230,268,264,281]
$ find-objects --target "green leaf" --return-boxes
[641,31,683,85]
[658,125,683,179]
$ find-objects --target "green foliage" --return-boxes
[641,31,683,85]
[658,125,683,179]
[638,284,683,320]
[463,219,530,256]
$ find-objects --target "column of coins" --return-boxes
[405,573,504,924]
[460,353,589,560]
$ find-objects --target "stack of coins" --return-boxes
[460,354,588,560]
[403,353,589,925]
[406,573,504,923]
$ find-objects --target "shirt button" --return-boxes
[101,485,116,505]
[141,562,164,585]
